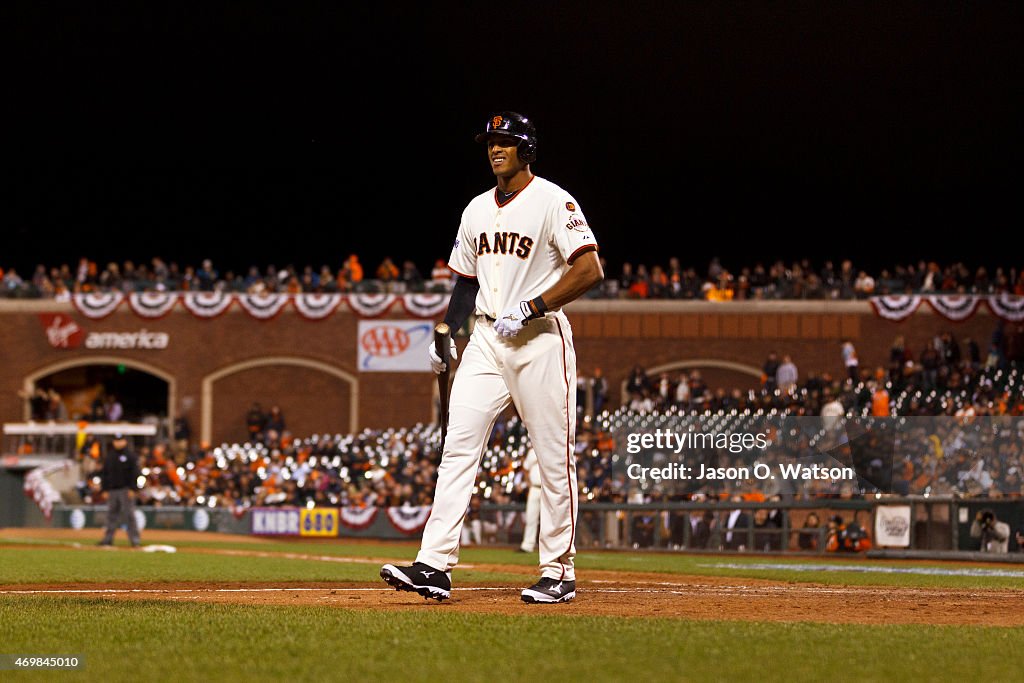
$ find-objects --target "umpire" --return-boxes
[97,432,142,547]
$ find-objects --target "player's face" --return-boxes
[486,135,526,177]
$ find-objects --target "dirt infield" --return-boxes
[6,579,1023,626]
[4,529,1024,626]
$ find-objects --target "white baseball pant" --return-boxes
[417,312,578,581]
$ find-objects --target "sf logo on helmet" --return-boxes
[492,115,503,129]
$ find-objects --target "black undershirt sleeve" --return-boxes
[443,275,480,331]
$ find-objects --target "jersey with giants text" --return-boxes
[447,176,598,319]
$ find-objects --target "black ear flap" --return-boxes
[518,139,537,164]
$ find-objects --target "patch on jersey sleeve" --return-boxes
[565,216,589,232]
[565,201,576,212]
[454,238,460,250]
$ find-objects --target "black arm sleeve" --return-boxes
[443,276,480,331]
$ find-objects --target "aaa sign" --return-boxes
[357,321,432,372]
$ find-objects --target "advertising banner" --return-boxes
[300,507,339,537]
[251,507,301,536]
[874,506,912,547]
[356,320,433,372]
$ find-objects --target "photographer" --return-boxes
[826,515,872,553]
[970,509,1010,554]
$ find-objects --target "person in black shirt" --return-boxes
[246,403,266,441]
[763,352,780,392]
[98,433,142,547]
[264,405,286,435]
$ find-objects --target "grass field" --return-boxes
[2,530,1023,682]
[3,598,1022,682]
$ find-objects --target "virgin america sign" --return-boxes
[37,314,168,350]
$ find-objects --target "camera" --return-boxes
[977,510,996,529]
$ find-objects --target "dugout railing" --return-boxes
[478,496,1022,554]
[37,497,1023,556]
[479,500,872,554]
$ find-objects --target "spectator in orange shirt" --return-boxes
[376,257,399,282]
[628,265,650,299]
[871,383,890,417]
[705,282,734,301]
[346,255,364,284]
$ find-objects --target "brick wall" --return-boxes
[1,300,1010,442]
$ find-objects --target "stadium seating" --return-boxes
[81,364,1021,509]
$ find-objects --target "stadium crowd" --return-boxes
[74,339,1024,513]
[612,259,1024,300]
[3,256,1022,300]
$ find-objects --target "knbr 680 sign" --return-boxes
[299,508,339,538]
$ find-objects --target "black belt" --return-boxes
[481,313,555,322]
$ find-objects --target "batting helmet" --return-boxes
[475,111,537,164]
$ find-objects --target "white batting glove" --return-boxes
[493,304,529,338]
[427,338,458,374]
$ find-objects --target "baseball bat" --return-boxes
[434,323,452,454]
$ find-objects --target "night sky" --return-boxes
[7,3,1022,279]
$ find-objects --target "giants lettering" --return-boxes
[515,236,533,259]
[492,232,507,254]
[478,232,533,260]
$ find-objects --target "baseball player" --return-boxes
[381,111,603,603]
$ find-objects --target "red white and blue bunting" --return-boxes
[871,295,1024,323]
[237,293,290,320]
[128,291,179,319]
[385,505,431,535]
[926,295,980,321]
[345,293,398,318]
[72,291,125,319]
[294,293,344,320]
[69,292,445,321]
[182,291,235,318]
[339,505,379,530]
[401,293,450,318]
[869,295,922,321]
[24,463,65,520]
[59,293,1024,324]
[987,293,1024,322]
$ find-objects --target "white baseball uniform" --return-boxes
[416,175,598,581]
